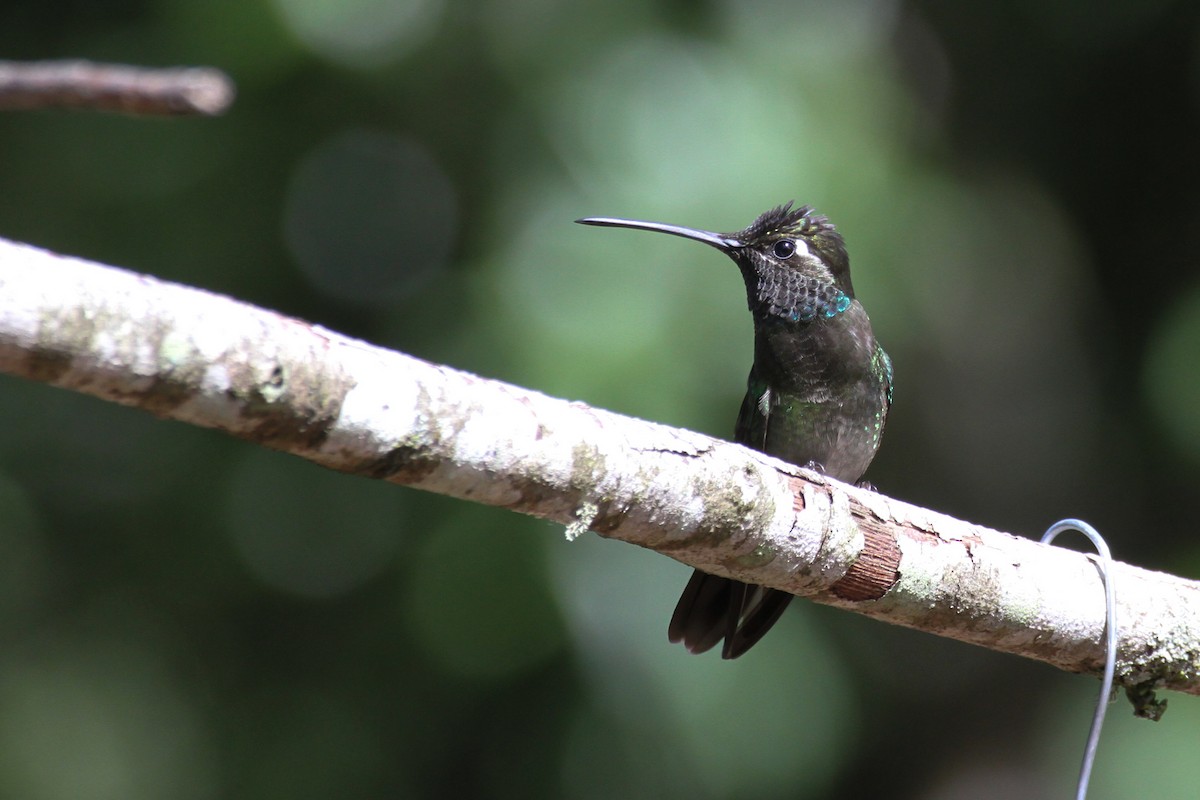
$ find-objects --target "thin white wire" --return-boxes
[1041,518,1117,800]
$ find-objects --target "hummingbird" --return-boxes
[576,203,892,658]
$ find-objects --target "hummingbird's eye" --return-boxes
[772,239,796,259]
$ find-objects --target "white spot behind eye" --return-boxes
[774,238,812,260]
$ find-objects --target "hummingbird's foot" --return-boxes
[856,480,877,492]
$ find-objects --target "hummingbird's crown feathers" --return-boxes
[741,202,839,243]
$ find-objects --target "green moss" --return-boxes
[569,442,607,492]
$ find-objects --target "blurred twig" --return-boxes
[0,60,234,116]
[0,235,1196,712]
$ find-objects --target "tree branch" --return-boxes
[1,236,1196,710]
[0,60,234,116]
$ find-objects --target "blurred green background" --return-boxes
[0,0,1199,797]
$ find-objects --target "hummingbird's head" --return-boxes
[732,202,851,295]
[577,202,855,324]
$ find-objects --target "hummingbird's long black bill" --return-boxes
[575,217,741,252]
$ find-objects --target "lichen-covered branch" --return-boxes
[0,60,234,116]
[0,236,1197,707]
